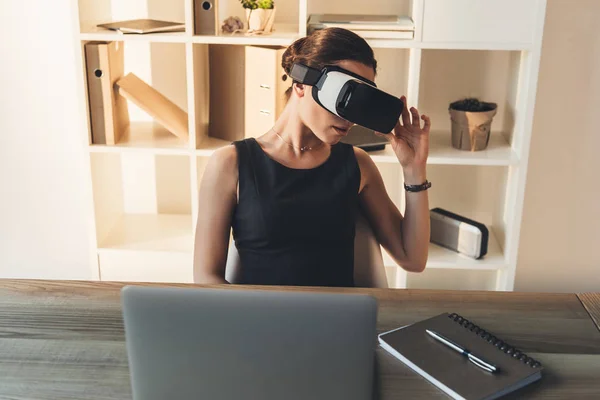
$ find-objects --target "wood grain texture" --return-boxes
[1,280,600,399]
[579,293,600,332]
[116,73,189,141]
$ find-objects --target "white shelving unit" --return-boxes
[72,0,548,290]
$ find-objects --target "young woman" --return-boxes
[193,27,431,287]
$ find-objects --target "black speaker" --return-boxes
[194,0,218,35]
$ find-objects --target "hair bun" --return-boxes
[281,36,307,76]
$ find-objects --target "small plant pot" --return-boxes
[449,98,498,152]
[245,7,276,33]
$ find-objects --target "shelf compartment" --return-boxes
[90,152,192,250]
[421,0,538,46]
[382,164,509,271]
[419,49,523,156]
[77,0,186,37]
[206,0,300,41]
[191,43,290,147]
[81,40,190,148]
[368,132,517,166]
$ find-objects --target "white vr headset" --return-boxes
[289,63,404,133]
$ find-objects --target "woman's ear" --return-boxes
[293,82,306,98]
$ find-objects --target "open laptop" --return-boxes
[121,286,378,400]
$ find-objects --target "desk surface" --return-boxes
[1,279,599,399]
[579,292,600,332]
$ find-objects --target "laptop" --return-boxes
[97,19,185,34]
[121,286,378,400]
[341,124,389,151]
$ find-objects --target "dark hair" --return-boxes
[281,28,378,100]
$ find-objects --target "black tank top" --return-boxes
[231,138,361,287]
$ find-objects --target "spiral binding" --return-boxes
[448,313,542,368]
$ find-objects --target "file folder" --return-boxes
[84,41,130,145]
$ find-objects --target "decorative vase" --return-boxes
[449,100,498,152]
[245,7,276,33]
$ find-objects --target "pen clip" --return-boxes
[468,354,496,373]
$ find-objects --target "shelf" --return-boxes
[368,132,517,166]
[78,25,531,51]
[79,23,300,45]
[98,213,192,252]
[365,39,418,50]
[80,23,188,43]
[418,42,532,51]
[89,122,189,154]
[191,24,300,46]
[382,231,506,271]
[365,40,532,51]
[88,127,515,162]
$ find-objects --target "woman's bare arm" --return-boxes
[193,145,238,284]
[355,98,431,273]
[355,148,429,273]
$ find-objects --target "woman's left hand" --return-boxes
[376,96,430,176]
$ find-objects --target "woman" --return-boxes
[193,27,431,287]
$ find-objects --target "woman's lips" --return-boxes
[333,126,351,136]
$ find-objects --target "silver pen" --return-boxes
[426,329,498,373]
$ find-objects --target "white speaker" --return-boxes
[194,0,218,35]
[429,208,488,259]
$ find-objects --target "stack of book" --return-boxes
[307,14,414,40]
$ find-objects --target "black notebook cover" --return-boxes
[378,313,543,400]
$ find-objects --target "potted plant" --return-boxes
[448,98,498,151]
[240,0,276,33]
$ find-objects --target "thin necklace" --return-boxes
[270,127,324,152]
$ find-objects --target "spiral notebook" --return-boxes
[379,313,543,400]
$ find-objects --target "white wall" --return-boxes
[515,0,600,293]
[0,0,94,279]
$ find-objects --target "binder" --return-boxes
[115,73,189,141]
[84,41,130,145]
[379,313,543,399]
[194,0,219,35]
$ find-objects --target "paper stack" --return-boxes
[307,14,415,40]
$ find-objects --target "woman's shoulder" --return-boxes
[212,143,238,165]
[203,144,239,184]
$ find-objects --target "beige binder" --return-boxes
[84,41,129,145]
[116,73,189,141]
[244,45,288,138]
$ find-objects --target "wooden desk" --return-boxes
[579,293,600,332]
[1,280,599,399]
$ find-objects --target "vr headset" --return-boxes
[289,63,403,133]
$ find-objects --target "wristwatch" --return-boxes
[404,180,432,192]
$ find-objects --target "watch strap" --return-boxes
[404,180,432,192]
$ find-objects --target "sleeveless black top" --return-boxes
[231,138,361,287]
